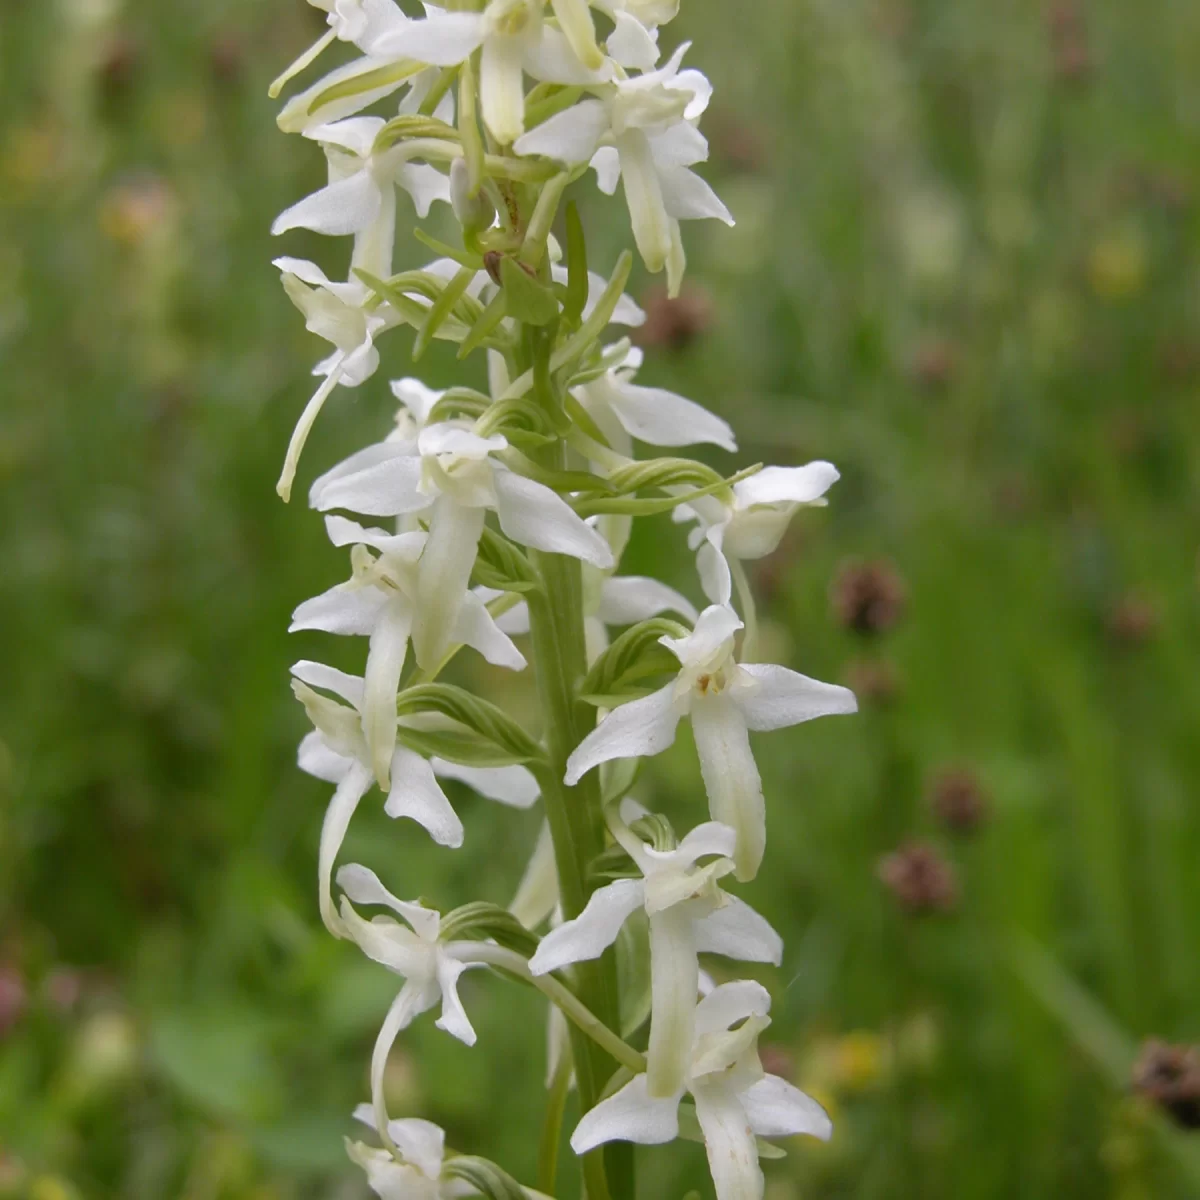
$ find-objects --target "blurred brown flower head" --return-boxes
[1048,0,1092,81]
[878,842,958,914]
[929,766,989,835]
[0,965,27,1038]
[1132,1040,1200,1129]
[844,658,903,708]
[1106,593,1159,647]
[831,559,907,636]
[633,283,714,352]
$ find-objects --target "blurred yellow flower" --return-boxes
[98,175,176,246]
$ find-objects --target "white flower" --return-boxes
[565,606,857,881]
[572,345,735,454]
[530,819,781,1097]
[273,257,399,501]
[290,661,538,935]
[309,417,613,669]
[346,1105,455,1200]
[513,44,730,292]
[335,865,486,1136]
[677,462,841,606]
[273,118,451,277]
[372,0,612,146]
[292,514,525,785]
[571,980,831,1200]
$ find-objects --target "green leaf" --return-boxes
[442,1156,527,1200]
[413,227,483,270]
[458,291,508,359]
[396,684,543,763]
[499,256,560,326]
[396,725,532,768]
[414,264,477,359]
[580,618,690,701]
[563,200,589,327]
[548,249,633,375]
[440,902,539,957]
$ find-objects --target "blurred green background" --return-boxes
[2,0,1199,1196]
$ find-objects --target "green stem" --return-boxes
[520,326,634,1200]
[538,1049,573,1195]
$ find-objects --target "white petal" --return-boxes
[290,581,387,635]
[509,820,559,929]
[308,440,416,510]
[658,166,734,224]
[524,23,610,84]
[318,762,374,935]
[396,161,451,219]
[311,452,427,517]
[646,907,697,1099]
[569,1073,681,1154]
[432,760,540,808]
[453,591,527,670]
[277,368,345,503]
[513,99,609,163]
[548,0,605,71]
[385,1117,446,1181]
[390,377,444,425]
[735,663,858,732]
[298,730,353,784]
[608,10,659,69]
[740,1075,832,1142]
[603,379,736,451]
[493,598,531,635]
[588,269,645,326]
[363,600,412,787]
[590,145,621,194]
[663,820,738,868]
[308,115,385,157]
[325,515,427,560]
[695,896,782,966]
[480,32,526,144]
[647,121,708,168]
[412,498,486,670]
[696,536,732,606]
[291,659,365,707]
[596,575,698,626]
[272,169,382,237]
[384,746,464,848]
[691,694,764,883]
[691,1081,761,1200]
[277,54,416,133]
[371,980,439,1138]
[660,603,741,670]
[694,979,771,1037]
[618,129,672,274]
[528,879,644,975]
[492,470,614,567]
[734,462,840,508]
[372,10,485,63]
[337,863,441,940]
[435,955,478,1045]
[564,684,682,785]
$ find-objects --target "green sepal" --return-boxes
[573,463,764,518]
[629,812,677,853]
[605,457,726,496]
[440,902,539,957]
[413,264,478,359]
[472,525,538,593]
[579,617,690,701]
[458,291,509,359]
[600,756,641,807]
[562,200,589,328]
[396,684,543,764]
[548,249,632,375]
[501,449,614,497]
[412,227,484,270]
[588,843,641,884]
[441,1156,528,1200]
[396,725,531,769]
[500,256,560,326]
[617,909,652,1039]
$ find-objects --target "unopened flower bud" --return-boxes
[450,158,495,236]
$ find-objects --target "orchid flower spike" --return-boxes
[677,461,842,607]
[336,865,485,1137]
[530,818,782,1097]
[566,605,857,880]
[290,661,538,935]
[572,980,831,1200]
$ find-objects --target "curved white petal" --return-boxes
[590,145,621,195]
[363,600,412,786]
[432,760,540,809]
[513,99,609,164]
[564,684,682,785]
[371,979,439,1138]
[291,659,365,707]
[528,879,644,975]
[317,761,374,935]
[298,730,353,784]
[694,896,782,966]
[390,377,444,425]
[646,906,698,1099]
[596,575,698,626]
[569,1073,681,1153]
[372,10,485,63]
[493,598,531,636]
[309,441,416,509]
[647,121,708,168]
[384,746,464,848]
[608,10,659,69]
[272,169,382,237]
[691,694,764,883]
[480,31,526,144]
[453,591,527,670]
[735,663,858,732]
[277,367,345,503]
[290,581,387,635]
[692,1080,761,1200]
[311,452,427,516]
[412,498,486,670]
[662,820,738,869]
[734,461,840,508]
[434,956,478,1045]
[310,115,385,158]
[386,1116,446,1180]
[660,603,741,670]
[492,470,614,567]
[603,379,736,452]
[696,537,733,607]
[396,161,451,219]
[740,1074,832,1142]
[658,166,734,225]
[337,864,442,943]
[694,979,771,1037]
[324,515,426,561]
